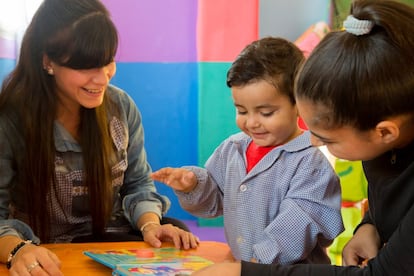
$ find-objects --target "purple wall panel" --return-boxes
[101,0,197,62]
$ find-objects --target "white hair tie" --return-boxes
[343,15,374,36]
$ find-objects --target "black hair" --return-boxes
[295,0,414,130]
[227,37,305,104]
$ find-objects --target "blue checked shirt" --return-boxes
[176,131,344,264]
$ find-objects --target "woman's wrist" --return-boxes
[0,236,21,264]
[6,240,33,269]
[140,221,161,233]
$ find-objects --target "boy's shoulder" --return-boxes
[211,132,250,154]
[221,131,315,152]
[228,132,249,141]
[225,132,251,147]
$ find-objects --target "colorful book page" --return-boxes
[84,247,213,273]
[113,261,212,276]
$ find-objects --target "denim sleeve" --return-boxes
[0,122,13,221]
[0,119,40,243]
[113,88,170,230]
[0,220,40,244]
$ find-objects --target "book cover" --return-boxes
[84,247,213,275]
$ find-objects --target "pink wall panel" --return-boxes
[197,0,258,62]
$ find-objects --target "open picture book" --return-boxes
[84,247,214,276]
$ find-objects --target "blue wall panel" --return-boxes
[111,62,198,220]
[0,58,15,82]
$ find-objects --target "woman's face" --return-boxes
[296,98,388,161]
[46,59,116,111]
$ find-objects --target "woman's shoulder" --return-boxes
[106,84,141,116]
[106,84,134,105]
[106,85,143,129]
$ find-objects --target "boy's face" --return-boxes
[296,98,386,161]
[232,80,300,147]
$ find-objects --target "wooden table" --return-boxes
[0,241,232,275]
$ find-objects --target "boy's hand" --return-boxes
[151,167,197,193]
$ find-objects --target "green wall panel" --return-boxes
[197,62,239,166]
[197,62,239,227]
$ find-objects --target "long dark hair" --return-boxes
[0,0,119,241]
[295,0,414,130]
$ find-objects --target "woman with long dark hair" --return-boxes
[0,0,198,274]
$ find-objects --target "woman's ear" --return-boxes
[375,120,400,144]
[42,54,51,69]
[42,55,54,75]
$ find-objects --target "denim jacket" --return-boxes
[0,85,170,243]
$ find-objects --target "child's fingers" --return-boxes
[151,168,196,192]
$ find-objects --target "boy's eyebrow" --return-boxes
[256,104,277,109]
[309,130,331,142]
[234,103,277,109]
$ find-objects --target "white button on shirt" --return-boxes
[239,184,247,192]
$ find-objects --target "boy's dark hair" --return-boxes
[227,37,305,104]
[295,0,414,130]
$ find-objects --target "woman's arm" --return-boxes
[109,87,198,249]
[111,88,170,227]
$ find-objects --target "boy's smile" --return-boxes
[232,80,301,147]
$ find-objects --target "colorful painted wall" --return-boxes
[0,0,330,221]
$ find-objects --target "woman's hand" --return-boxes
[8,244,62,276]
[192,262,241,276]
[151,167,197,193]
[142,223,199,250]
[342,223,381,266]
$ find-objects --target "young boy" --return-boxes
[192,1,414,275]
[151,37,344,265]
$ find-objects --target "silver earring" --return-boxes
[47,68,54,75]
